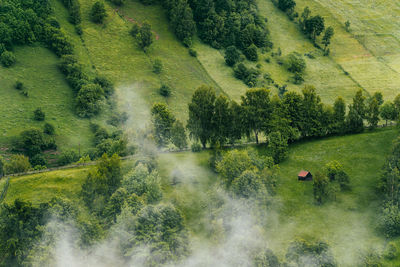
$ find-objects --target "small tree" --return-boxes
[159,85,171,97]
[1,51,16,67]
[43,123,55,135]
[313,171,329,204]
[305,15,325,42]
[153,59,163,74]
[366,97,380,128]
[171,121,187,150]
[76,83,104,117]
[90,1,107,24]
[151,103,176,147]
[381,101,397,126]
[344,20,351,32]
[278,0,296,13]
[33,108,45,121]
[267,131,288,163]
[285,52,306,73]
[322,26,334,54]
[135,22,154,50]
[244,44,258,61]
[224,46,240,66]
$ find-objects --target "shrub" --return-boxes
[153,59,163,74]
[188,48,197,57]
[15,81,23,90]
[159,85,171,97]
[58,150,79,165]
[90,1,107,24]
[244,44,258,61]
[285,52,306,73]
[93,75,114,96]
[33,108,45,121]
[43,123,55,135]
[225,46,240,66]
[30,154,47,167]
[4,155,31,174]
[76,83,104,117]
[191,143,201,152]
[1,51,16,67]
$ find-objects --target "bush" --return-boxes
[15,81,23,90]
[159,85,171,97]
[286,52,306,73]
[33,108,45,121]
[1,51,16,67]
[191,143,201,152]
[43,123,55,135]
[58,150,79,165]
[30,154,47,167]
[189,48,197,57]
[90,1,107,24]
[244,44,258,61]
[4,155,31,174]
[76,83,104,117]
[93,75,114,96]
[153,59,163,74]
[225,46,240,66]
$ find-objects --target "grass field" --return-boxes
[0,45,94,154]
[258,128,398,264]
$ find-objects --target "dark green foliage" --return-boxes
[33,108,45,121]
[332,97,346,134]
[313,172,329,204]
[171,120,187,149]
[191,143,202,152]
[188,48,197,57]
[132,22,154,50]
[241,88,272,144]
[60,0,82,25]
[244,44,258,61]
[225,45,240,66]
[304,15,325,42]
[163,0,196,44]
[57,149,79,165]
[278,0,296,13]
[81,153,122,209]
[30,153,47,167]
[0,200,49,266]
[59,55,89,93]
[15,80,23,90]
[159,84,172,97]
[346,89,365,133]
[76,84,104,117]
[91,1,107,24]
[187,86,216,148]
[3,155,31,174]
[380,203,400,238]
[322,26,334,53]
[231,169,264,198]
[43,24,74,56]
[1,51,16,67]
[151,103,176,147]
[153,59,163,74]
[344,20,351,32]
[93,75,114,97]
[234,63,260,87]
[380,101,397,126]
[285,52,306,73]
[366,96,380,128]
[286,238,337,266]
[267,131,288,163]
[15,128,55,157]
[212,95,231,146]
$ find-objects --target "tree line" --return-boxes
[183,86,399,161]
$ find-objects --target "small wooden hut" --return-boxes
[298,170,312,181]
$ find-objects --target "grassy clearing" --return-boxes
[0,45,94,154]
[258,128,397,263]
[4,166,91,205]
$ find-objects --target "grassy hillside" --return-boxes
[261,128,398,263]
[0,45,94,154]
